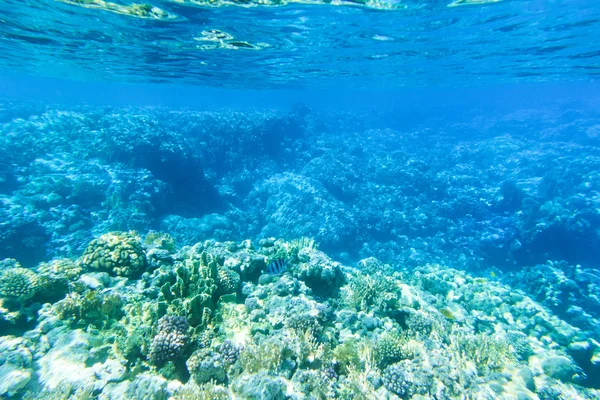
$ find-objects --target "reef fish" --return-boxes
[266,258,288,275]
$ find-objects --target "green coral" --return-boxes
[289,237,319,252]
[374,329,413,369]
[55,290,124,327]
[344,271,400,313]
[451,333,514,375]
[332,339,363,373]
[157,251,220,327]
[0,267,40,301]
[106,298,158,367]
[172,381,230,400]
[81,231,147,277]
[37,258,82,281]
[144,231,177,253]
[238,336,290,374]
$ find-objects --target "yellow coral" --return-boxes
[81,231,147,277]
[0,267,40,300]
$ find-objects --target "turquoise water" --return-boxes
[1,1,600,399]
[1,0,599,87]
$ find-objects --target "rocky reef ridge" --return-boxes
[0,232,599,399]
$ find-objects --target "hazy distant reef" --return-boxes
[2,104,600,270]
[0,232,599,398]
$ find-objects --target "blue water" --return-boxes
[1,0,600,399]
[1,0,599,87]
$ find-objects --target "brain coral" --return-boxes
[81,231,147,277]
[0,267,40,301]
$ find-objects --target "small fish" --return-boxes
[266,258,288,276]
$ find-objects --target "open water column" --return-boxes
[1,0,600,398]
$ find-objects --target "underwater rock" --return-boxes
[231,371,288,400]
[160,214,235,247]
[91,359,127,384]
[36,327,98,390]
[0,364,31,397]
[540,355,579,383]
[248,172,359,251]
[0,336,33,397]
[514,367,536,392]
[126,373,170,400]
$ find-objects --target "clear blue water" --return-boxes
[2,1,600,399]
[1,0,599,88]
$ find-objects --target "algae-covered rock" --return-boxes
[231,371,288,400]
[127,373,170,400]
[37,258,82,281]
[81,231,147,277]
[541,355,578,383]
[0,364,31,397]
[55,290,124,328]
[0,336,33,398]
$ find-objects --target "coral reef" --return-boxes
[0,235,599,398]
[0,267,40,301]
[81,231,147,277]
[149,315,190,365]
[155,250,220,328]
[1,101,600,397]
[2,104,599,284]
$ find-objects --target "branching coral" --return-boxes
[450,333,514,376]
[238,336,290,374]
[343,271,400,313]
[56,290,124,327]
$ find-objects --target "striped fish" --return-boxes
[266,258,288,276]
